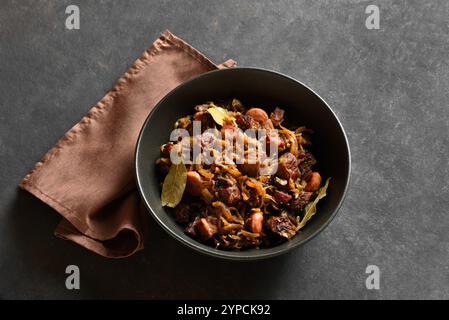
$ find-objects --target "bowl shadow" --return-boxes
[7,189,299,299]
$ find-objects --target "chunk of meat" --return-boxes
[273,190,292,204]
[277,152,300,179]
[298,152,316,178]
[305,172,322,192]
[266,212,297,239]
[270,107,285,127]
[186,171,203,196]
[184,216,201,237]
[196,218,218,240]
[290,191,313,211]
[235,113,260,130]
[248,211,264,234]
[218,185,241,205]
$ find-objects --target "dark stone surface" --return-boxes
[1,0,448,299]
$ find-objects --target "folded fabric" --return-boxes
[20,30,236,258]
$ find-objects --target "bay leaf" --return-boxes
[207,106,228,126]
[161,162,187,208]
[297,178,330,230]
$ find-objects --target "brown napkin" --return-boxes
[19,30,236,258]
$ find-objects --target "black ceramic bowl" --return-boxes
[135,68,350,260]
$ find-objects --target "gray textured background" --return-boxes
[1,0,448,299]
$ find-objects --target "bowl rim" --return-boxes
[135,67,351,260]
